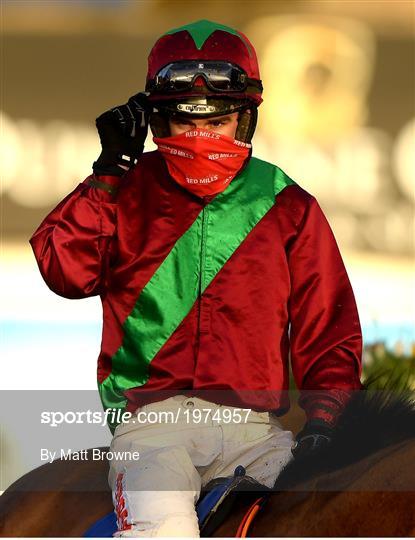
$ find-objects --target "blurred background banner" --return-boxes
[1,0,414,489]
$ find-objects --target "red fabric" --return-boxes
[30,152,363,425]
[154,129,251,196]
[147,29,260,80]
[114,473,132,532]
[146,28,263,106]
[296,389,357,427]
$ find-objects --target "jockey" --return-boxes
[30,19,363,537]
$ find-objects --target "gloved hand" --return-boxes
[93,92,151,177]
[291,419,333,459]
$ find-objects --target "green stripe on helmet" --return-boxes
[164,19,252,56]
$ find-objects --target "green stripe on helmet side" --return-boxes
[98,158,296,424]
[164,19,252,56]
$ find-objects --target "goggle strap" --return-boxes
[147,60,262,94]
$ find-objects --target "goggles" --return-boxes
[147,60,263,94]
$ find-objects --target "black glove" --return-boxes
[93,92,151,177]
[291,419,333,459]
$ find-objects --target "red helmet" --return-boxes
[146,20,263,142]
[146,19,263,105]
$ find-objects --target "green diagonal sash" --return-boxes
[99,158,296,416]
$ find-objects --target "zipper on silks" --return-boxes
[199,204,209,296]
[195,199,210,360]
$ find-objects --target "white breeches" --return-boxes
[108,395,294,537]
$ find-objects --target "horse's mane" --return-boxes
[273,387,415,490]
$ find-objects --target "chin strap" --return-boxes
[149,111,170,138]
[235,106,257,143]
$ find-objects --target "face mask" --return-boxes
[153,129,251,197]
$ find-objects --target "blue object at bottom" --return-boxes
[83,468,243,537]
[83,511,117,537]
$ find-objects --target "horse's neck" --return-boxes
[260,439,415,537]
[314,439,415,492]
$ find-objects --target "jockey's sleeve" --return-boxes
[287,195,363,427]
[29,174,121,299]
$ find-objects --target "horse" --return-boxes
[215,389,415,537]
[1,389,414,537]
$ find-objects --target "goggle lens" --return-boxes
[151,61,253,93]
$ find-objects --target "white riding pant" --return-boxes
[108,395,294,537]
